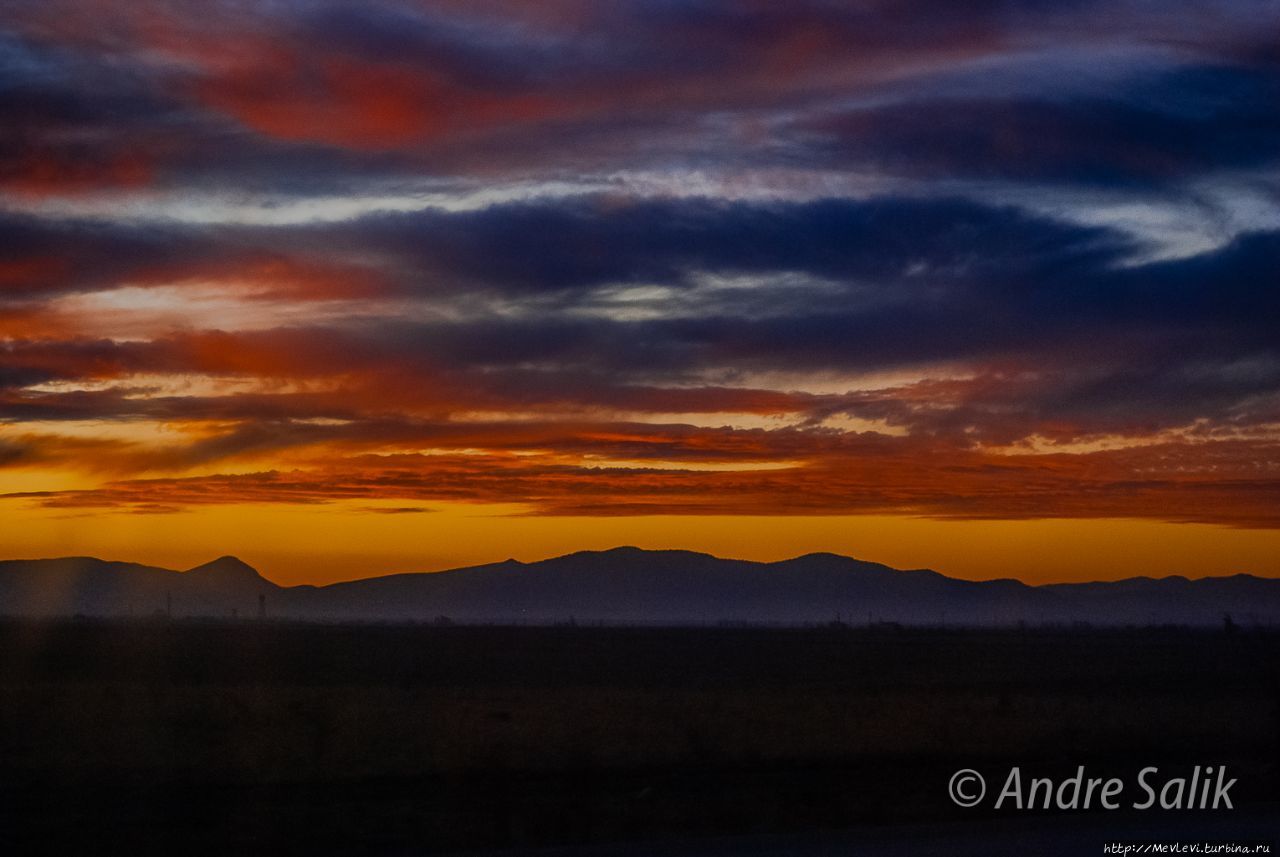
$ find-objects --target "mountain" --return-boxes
[1,547,1276,626]
[0,555,276,619]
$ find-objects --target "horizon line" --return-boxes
[3,546,1272,590]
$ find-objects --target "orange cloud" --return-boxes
[0,304,77,340]
[8,428,1278,529]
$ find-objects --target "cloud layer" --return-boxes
[1,0,1278,527]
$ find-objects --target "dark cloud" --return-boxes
[323,195,1126,296]
[2,203,1276,447]
[2,0,1271,191]
[0,194,1125,302]
[801,64,1280,186]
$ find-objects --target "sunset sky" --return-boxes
[2,0,1278,585]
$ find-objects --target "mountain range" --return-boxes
[1,547,1277,626]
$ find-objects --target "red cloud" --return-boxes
[194,46,561,150]
[0,151,152,198]
[0,257,69,291]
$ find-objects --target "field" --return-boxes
[0,621,1276,854]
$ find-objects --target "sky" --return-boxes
[1,0,1279,585]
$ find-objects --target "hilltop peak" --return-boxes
[787,552,854,563]
[552,546,723,567]
[595,546,715,559]
[186,555,263,579]
[583,546,659,556]
[778,552,895,573]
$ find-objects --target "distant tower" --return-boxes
[258,593,266,620]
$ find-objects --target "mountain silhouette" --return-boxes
[186,555,271,582]
[0,555,276,618]
[1,548,1276,626]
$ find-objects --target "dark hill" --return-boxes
[1,549,1276,626]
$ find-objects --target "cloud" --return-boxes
[9,433,1278,528]
[800,63,1280,187]
[1,1,1278,535]
[6,0,1270,192]
[2,216,1276,442]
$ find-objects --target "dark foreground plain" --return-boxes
[0,621,1276,855]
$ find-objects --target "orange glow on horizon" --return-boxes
[3,497,1279,587]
